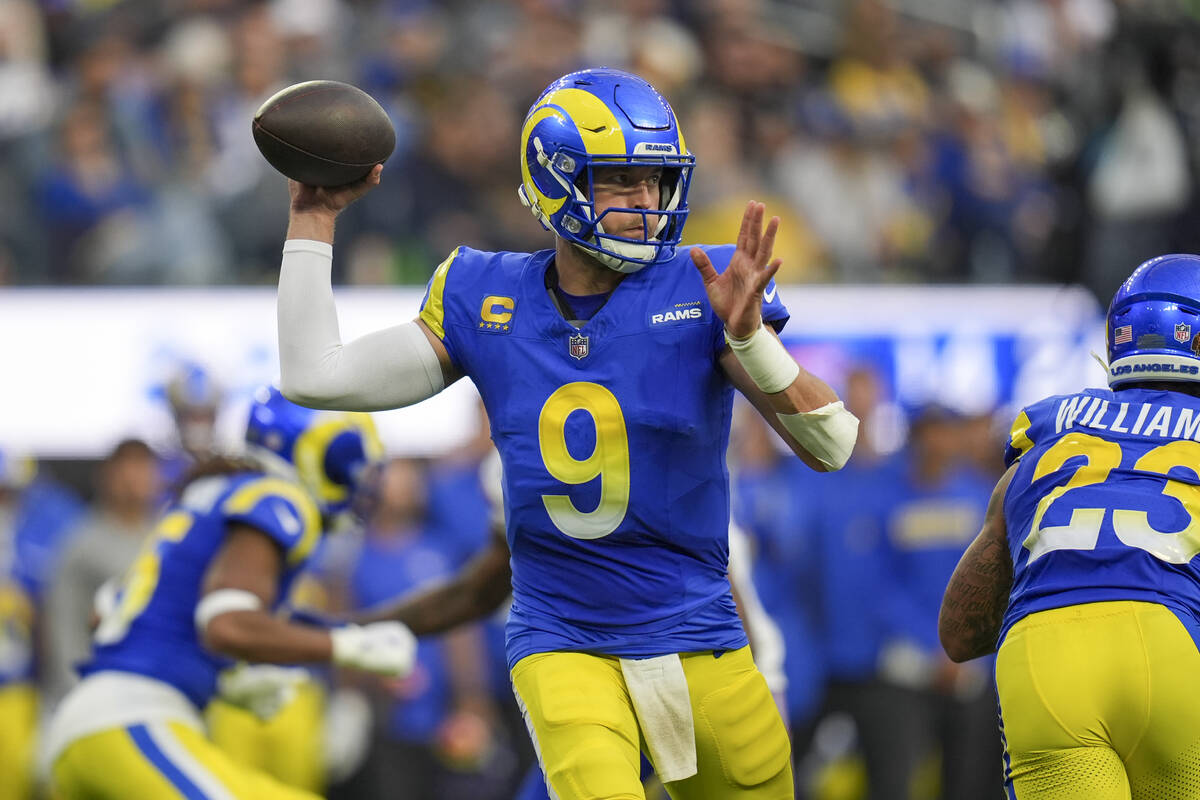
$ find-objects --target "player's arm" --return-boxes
[199,523,415,675]
[278,168,462,411]
[721,342,844,472]
[938,465,1016,663]
[352,534,512,636]
[697,202,858,471]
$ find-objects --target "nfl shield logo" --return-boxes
[1176,323,1192,343]
[569,334,589,360]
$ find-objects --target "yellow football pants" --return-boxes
[206,680,326,793]
[997,600,1200,800]
[0,683,37,800]
[512,646,793,800]
[50,720,321,800]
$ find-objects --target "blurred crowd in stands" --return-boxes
[1,0,1199,302]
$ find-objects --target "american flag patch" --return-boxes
[1113,325,1132,345]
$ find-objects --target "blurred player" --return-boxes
[0,451,39,800]
[43,387,415,800]
[159,361,225,490]
[940,254,1200,798]
[276,66,856,799]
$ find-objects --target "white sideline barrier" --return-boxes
[0,284,1103,458]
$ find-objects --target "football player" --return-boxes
[0,451,39,800]
[342,449,787,800]
[940,254,1200,798]
[275,68,858,798]
[43,388,416,800]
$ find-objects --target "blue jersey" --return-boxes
[1000,387,1200,646]
[734,459,825,721]
[879,458,992,654]
[419,245,788,666]
[350,525,456,742]
[813,455,902,680]
[80,472,322,707]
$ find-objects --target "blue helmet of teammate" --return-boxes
[517,67,695,273]
[1107,254,1200,387]
[166,362,222,414]
[166,361,223,455]
[243,387,383,519]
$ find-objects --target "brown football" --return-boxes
[252,80,395,187]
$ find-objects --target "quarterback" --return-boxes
[276,68,858,799]
[43,388,417,800]
[940,255,1200,798]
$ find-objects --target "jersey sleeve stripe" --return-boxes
[1008,411,1035,460]
[221,477,322,566]
[419,247,462,340]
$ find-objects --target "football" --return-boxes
[252,80,395,187]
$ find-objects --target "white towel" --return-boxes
[619,654,697,783]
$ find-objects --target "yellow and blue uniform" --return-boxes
[996,386,1200,799]
[420,243,793,798]
[206,571,330,794]
[46,471,323,800]
[0,572,36,800]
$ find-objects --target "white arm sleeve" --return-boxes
[278,239,445,411]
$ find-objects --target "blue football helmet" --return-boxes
[517,68,695,273]
[1107,254,1200,387]
[166,361,223,414]
[166,361,223,455]
[243,387,383,519]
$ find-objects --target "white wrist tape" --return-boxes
[725,325,800,394]
[778,401,860,471]
[195,589,264,634]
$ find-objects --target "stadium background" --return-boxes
[0,0,1195,798]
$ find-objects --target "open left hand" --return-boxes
[690,201,782,340]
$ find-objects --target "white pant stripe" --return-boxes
[144,722,239,800]
[513,682,560,800]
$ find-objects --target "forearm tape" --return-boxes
[777,401,860,471]
[278,239,444,410]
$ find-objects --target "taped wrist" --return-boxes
[777,401,860,471]
[725,324,800,394]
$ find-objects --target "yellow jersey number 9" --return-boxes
[538,382,631,540]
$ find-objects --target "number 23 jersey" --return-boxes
[1000,386,1200,647]
[420,245,788,667]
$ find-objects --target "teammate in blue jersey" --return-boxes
[275,68,859,799]
[940,254,1200,799]
[43,388,417,800]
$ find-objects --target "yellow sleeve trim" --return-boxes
[223,477,323,566]
[418,247,461,341]
[1008,411,1034,460]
